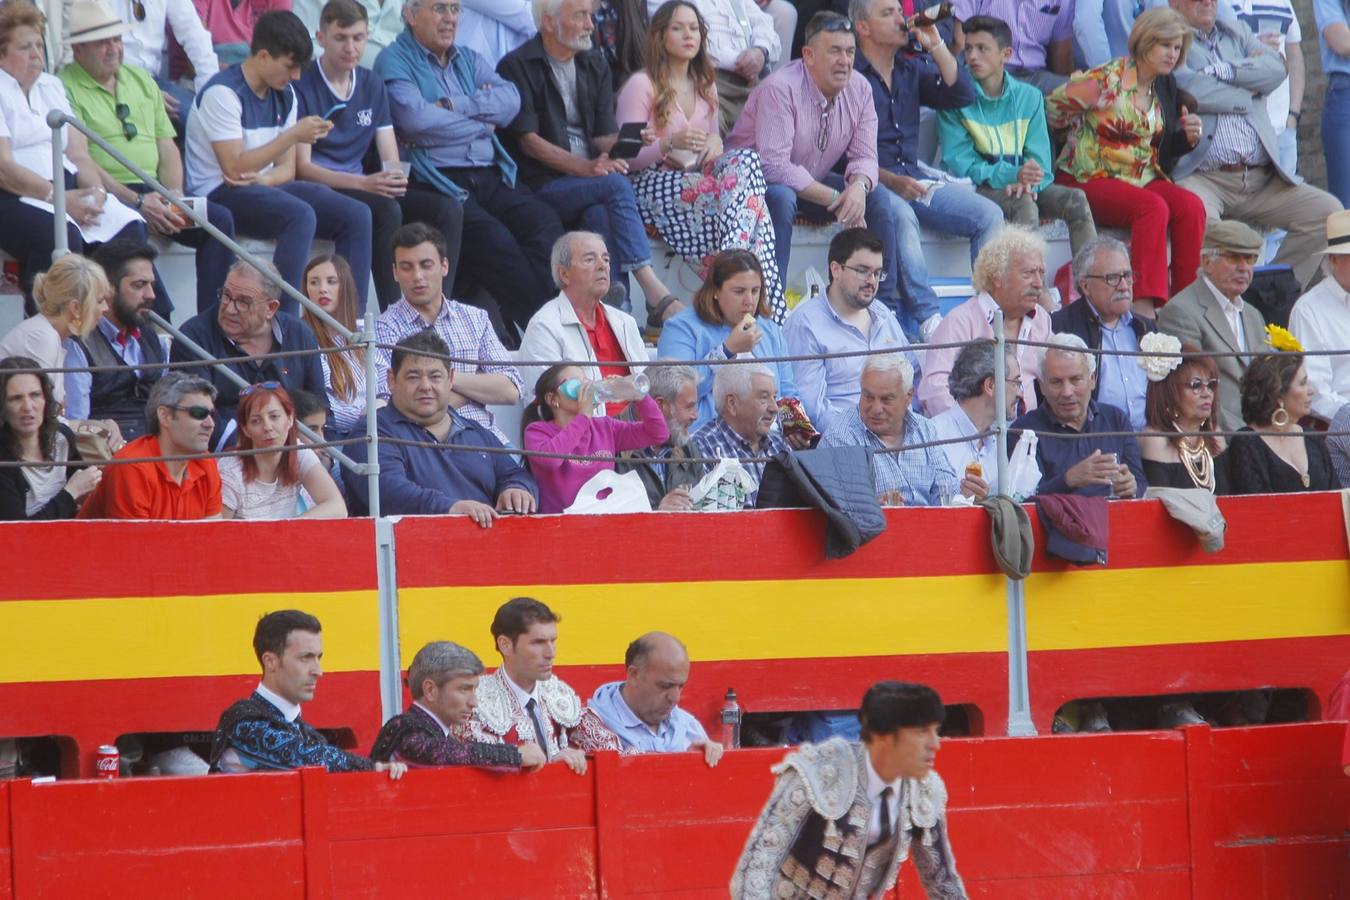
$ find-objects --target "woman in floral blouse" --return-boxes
[1047,7,1206,318]
[616,0,786,322]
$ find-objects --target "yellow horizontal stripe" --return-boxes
[0,591,379,684]
[398,576,1011,667]
[1027,561,1350,651]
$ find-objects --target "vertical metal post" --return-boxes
[49,116,67,260]
[994,308,1037,736]
[362,312,400,720]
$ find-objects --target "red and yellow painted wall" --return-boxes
[2,494,1348,776]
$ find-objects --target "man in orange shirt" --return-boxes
[79,372,223,519]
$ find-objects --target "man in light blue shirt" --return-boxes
[782,228,917,435]
[1050,237,1155,431]
[589,632,723,767]
[930,341,1031,499]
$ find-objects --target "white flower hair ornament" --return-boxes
[1137,332,1183,382]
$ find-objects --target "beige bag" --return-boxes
[73,419,122,461]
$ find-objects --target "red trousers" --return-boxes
[1055,173,1206,304]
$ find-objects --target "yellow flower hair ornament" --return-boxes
[1265,324,1304,353]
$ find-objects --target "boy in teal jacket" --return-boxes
[937,16,1097,255]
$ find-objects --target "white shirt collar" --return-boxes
[255,682,301,723]
[316,57,357,101]
[413,700,452,736]
[501,668,541,711]
[864,748,902,804]
[1203,277,1244,315]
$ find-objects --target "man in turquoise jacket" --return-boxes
[937,15,1097,256]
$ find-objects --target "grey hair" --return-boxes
[948,342,1016,402]
[1040,331,1097,376]
[532,0,567,28]
[847,0,877,26]
[227,258,285,301]
[860,352,914,392]
[971,225,1047,294]
[712,362,775,413]
[1071,236,1131,288]
[648,364,697,403]
[145,372,217,435]
[406,641,485,700]
[550,231,606,289]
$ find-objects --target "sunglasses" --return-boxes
[131,0,145,20]
[170,404,212,420]
[115,102,137,142]
[1186,378,1219,394]
[815,16,853,32]
[239,381,282,396]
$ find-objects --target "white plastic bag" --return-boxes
[563,469,653,515]
[1007,430,1041,501]
[688,457,758,511]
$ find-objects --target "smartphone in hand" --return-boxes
[611,121,646,160]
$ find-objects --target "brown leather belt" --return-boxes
[1216,163,1268,172]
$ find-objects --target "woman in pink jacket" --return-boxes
[523,365,669,513]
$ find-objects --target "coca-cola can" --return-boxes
[94,744,120,779]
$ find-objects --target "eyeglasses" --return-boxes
[114,102,138,142]
[131,0,145,21]
[1186,378,1219,394]
[1218,251,1259,265]
[239,381,282,397]
[170,404,212,420]
[842,264,886,282]
[1084,270,1136,287]
[427,2,461,15]
[218,289,263,312]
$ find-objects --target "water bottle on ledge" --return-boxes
[720,688,742,749]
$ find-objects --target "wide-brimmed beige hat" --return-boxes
[1322,210,1350,255]
[66,0,131,45]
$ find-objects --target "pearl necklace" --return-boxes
[1175,425,1215,492]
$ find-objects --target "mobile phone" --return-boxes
[611,121,646,160]
[322,102,348,121]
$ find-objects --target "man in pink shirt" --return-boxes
[918,225,1052,415]
[726,12,901,319]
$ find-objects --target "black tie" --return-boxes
[872,786,894,849]
[526,697,551,760]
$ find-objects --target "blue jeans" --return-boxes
[208,181,373,316]
[1323,73,1350,209]
[535,172,653,287]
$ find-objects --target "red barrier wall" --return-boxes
[3,723,1345,899]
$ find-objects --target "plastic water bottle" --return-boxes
[720,688,742,749]
[591,373,650,404]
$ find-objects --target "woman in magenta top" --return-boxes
[523,365,670,513]
[615,0,785,321]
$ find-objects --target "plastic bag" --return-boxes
[1007,430,1041,501]
[689,457,758,511]
[563,469,653,515]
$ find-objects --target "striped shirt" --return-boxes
[1190,27,1270,170]
[821,406,959,507]
[374,296,523,443]
[690,416,790,508]
[318,331,369,435]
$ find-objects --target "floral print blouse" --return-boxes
[1046,58,1166,187]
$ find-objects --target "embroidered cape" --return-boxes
[208,692,373,773]
[457,667,621,755]
[370,703,524,768]
[730,737,967,899]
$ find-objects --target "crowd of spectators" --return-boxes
[0,0,1348,527]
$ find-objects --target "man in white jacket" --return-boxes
[517,231,648,396]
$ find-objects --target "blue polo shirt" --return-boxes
[342,404,538,516]
[293,62,394,175]
[854,50,976,179]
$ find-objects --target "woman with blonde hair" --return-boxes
[301,254,367,436]
[1046,7,1206,317]
[615,0,786,321]
[0,253,109,412]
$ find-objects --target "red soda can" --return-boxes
[94,744,120,779]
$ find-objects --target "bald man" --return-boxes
[589,632,723,768]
